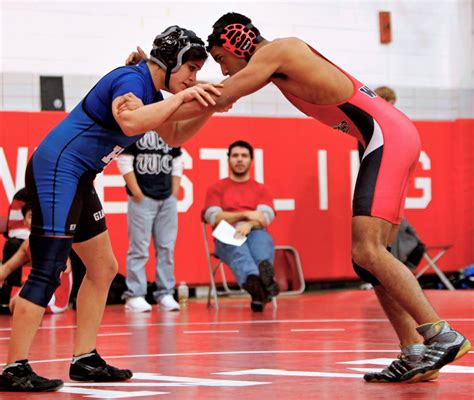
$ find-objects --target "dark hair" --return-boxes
[374,86,397,104]
[207,12,262,52]
[21,202,32,217]
[182,46,207,63]
[227,140,254,159]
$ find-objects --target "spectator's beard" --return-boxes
[230,165,250,178]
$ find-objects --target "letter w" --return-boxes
[0,147,29,203]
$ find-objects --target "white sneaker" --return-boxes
[158,294,180,311]
[124,296,152,313]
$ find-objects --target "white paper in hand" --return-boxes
[212,220,247,246]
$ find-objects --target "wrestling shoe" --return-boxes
[401,321,471,383]
[0,360,63,392]
[364,344,438,383]
[258,260,280,297]
[69,350,133,382]
[242,275,266,312]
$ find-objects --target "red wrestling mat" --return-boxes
[0,290,472,399]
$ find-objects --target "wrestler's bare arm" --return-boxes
[166,41,292,121]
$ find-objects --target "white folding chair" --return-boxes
[415,245,455,290]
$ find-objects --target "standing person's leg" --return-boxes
[353,218,434,383]
[375,224,422,347]
[353,216,470,382]
[352,216,441,325]
[69,230,132,382]
[361,226,427,383]
[72,231,118,355]
[353,119,467,382]
[152,196,180,311]
[123,196,155,312]
[246,229,279,296]
[0,235,71,392]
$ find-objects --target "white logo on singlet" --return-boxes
[101,145,125,165]
[359,85,377,98]
[93,210,105,221]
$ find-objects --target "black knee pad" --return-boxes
[352,259,380,286]
[19,235,73,307]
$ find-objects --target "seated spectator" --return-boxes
[203,140,280,312]
[0,203,72,314]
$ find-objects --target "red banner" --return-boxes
[1,112,473,284]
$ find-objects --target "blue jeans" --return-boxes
[123,195,178,301]
[215,229,275,286]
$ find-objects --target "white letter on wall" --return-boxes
[318,150,328,210]
[0,147,28,203]
[94,172,127,214]
[405,151,432,209]
[178,149,193,213]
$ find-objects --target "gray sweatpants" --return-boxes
[123,195,178,301]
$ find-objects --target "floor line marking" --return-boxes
[98,333,132,337]
[215,368,363,379]
[183,330,240,334]
[2,318,472,332]
[28,349,406,365]
[291,328,345,332]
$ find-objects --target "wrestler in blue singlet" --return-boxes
[27,61,163,238]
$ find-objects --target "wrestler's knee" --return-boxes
[20,235,73,307]
[352,259,380,286]
[351,239,379,271]
[85,257,118,286]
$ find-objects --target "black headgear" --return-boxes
[150,25,205,89]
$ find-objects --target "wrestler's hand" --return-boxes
[115,92,145,114]
[125,46,148,65]
[234,222,252,239]
[178,83,223,107]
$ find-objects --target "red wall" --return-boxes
[1,112,473,284]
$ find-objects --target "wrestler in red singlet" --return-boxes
[283,46,421,224]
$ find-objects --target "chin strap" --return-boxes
[165,68,172,89]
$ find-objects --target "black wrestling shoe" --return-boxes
[0,360,63,392]
[242,275,266,312]
[69,350,133,382]
[258,260,280,297]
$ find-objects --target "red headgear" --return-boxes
[220,23,260,59]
